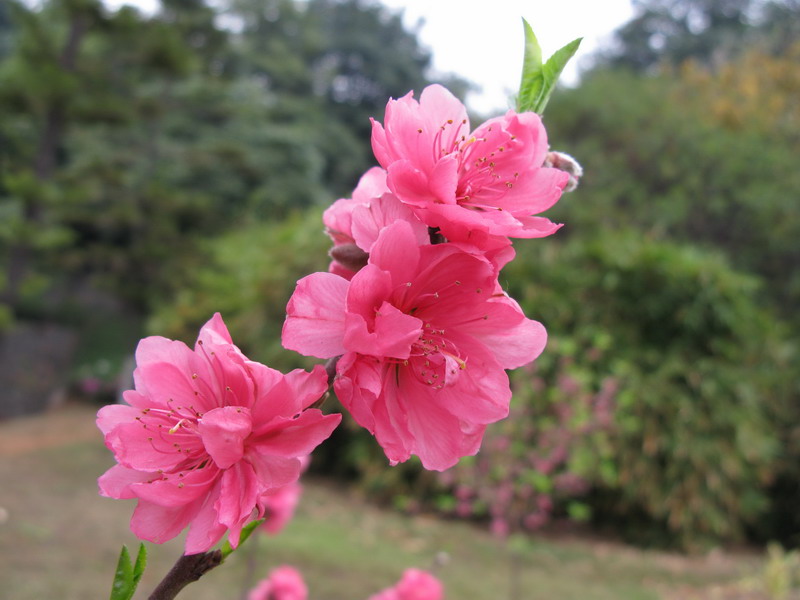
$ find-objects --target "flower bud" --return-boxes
[329,243,369,273]
[544,151,583,192]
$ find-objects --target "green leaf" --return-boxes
[109,544,146,600]
[132,543,147,587]
[109,545,133,600]
[516,18,582,115]
[516,18,544,114]
[536,37,582,114]
[219,518,266,560]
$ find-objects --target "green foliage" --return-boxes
[0,0,448,319]
[516,19,581,114]
[148,209,330,370]
[108,543,146,600]
[545,67,800,319]
[504,231,791,548]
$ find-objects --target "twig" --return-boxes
[148,550,223,600]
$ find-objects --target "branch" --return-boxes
[148,551,223,600]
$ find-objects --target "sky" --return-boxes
[377,0,634,113]
[103,0,635,113]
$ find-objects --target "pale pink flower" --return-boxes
[369,568,444,600]
[324,167,428,279]
[248,565,308,600]
[97,314,341,554]
[283,221,546,471]
[371,84,569,247]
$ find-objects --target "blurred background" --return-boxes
[1,0,799,598]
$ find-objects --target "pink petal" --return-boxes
[344,301,422,360]
[184,485,228,554]
[351,166,390,203]
[106,421,190,471]
[249,410,341,458]
[333,352,381,433]
[134,336,194,370]
[399,375,470,471]
[246,454,302,490]
[198,406,253,469]
[460,300,548,369]
[350,193,428,253]
[283,365,329,411]
[134,361,205,411]
[131,464,219,506]
[252,366,327,424]
[216,461,260,544]
[130,496,204,546]
[367,221,422,287]
[283,272,349,359]
[98,464,155,499]
[97,404,141,436]
[386,160,437,208]
[196,312,234,347]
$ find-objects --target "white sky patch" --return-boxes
[379,0,634,114]
[102,0,634,114]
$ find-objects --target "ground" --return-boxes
[0,404,786,600]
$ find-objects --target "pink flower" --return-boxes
[371,84,569,247]
[97,314,341,554]
[324,167,428,279]
[258,481,302,535]
[369,569,444,600]
[282,221,546,471]
[248,566,308,600]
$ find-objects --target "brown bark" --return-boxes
[147,551,223,600]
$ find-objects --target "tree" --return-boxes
[599,0,798,71]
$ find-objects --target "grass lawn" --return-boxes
[0,404,773,599]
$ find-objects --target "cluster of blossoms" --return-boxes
[97,84,569,562]
[284,84,568,471]
[248,566,442,600]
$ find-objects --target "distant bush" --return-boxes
[506,231,792,548]
[545,67,800,321]
[148,208,329,372]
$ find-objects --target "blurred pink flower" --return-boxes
[283,221,547,471]
[369,568,444,600]
[490,517,509,539]
[248,566,308,600]
[371,84,568,248]
[258,481,302,535]
[80,377,102,395]
[97,314,341,554]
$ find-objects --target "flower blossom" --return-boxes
[248,566,308,600]
[324,167,428,279]
[369,569,444,600]
[97,314,341,554]
[371,84,569,248]
[282,221,546,471]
